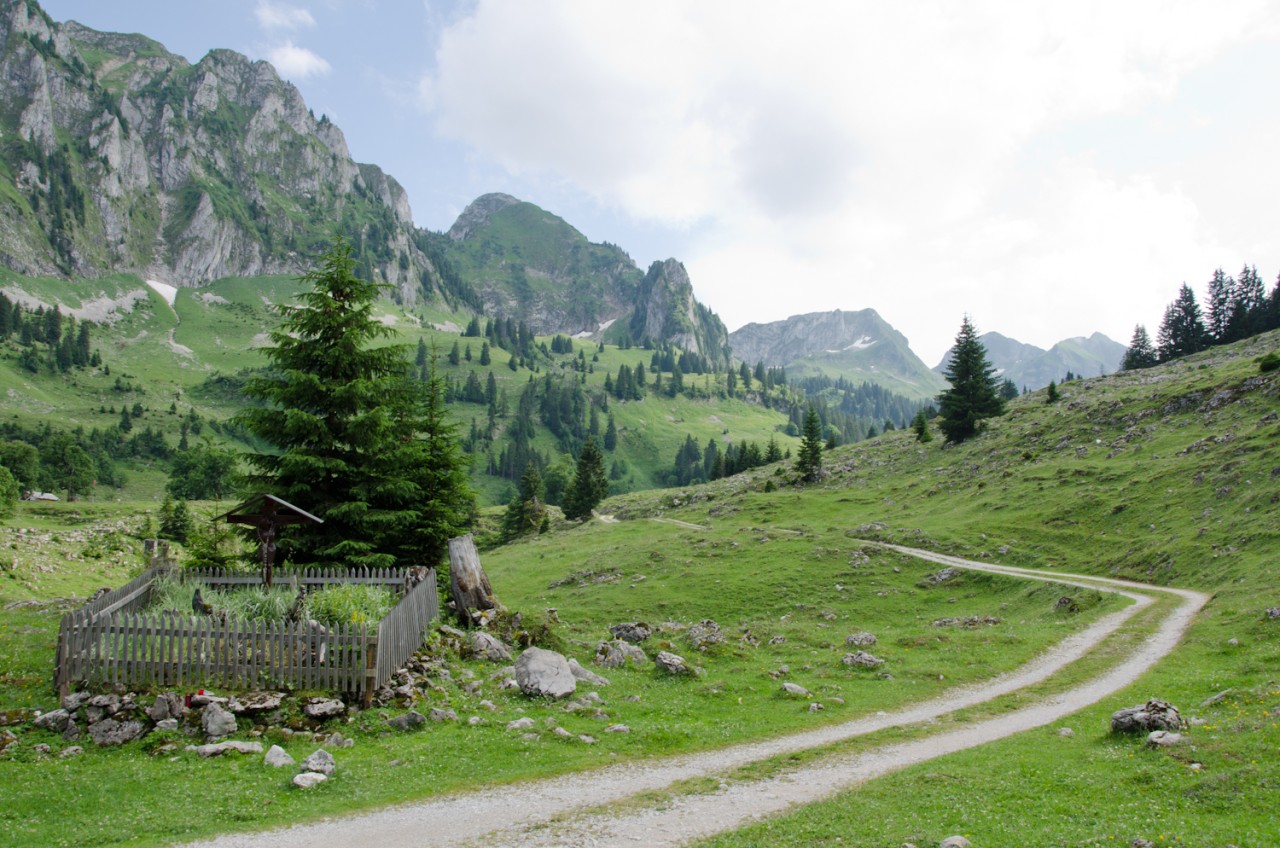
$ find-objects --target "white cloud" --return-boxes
[255,1,317,31]
[420,0,1280,362]
[267,41,331,79]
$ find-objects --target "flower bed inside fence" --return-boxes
[54,564,439,704]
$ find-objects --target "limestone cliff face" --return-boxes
[729,309,945,401]
[444,194,728,361]
[629,259,730,366]
[0,0,439,303]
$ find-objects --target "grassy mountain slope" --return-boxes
[0,331,1276,846]
[0,268,795,503]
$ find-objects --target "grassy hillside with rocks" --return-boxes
[0,330,1275,846]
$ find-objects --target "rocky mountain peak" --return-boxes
[447,193,522,241]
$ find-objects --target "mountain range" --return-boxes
[933,331,1126,391]
[0,0,1117,396]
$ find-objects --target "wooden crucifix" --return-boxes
[214,494,323,588]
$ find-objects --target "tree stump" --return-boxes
[448,534,497,626]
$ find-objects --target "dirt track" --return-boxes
[182,545,1206,848]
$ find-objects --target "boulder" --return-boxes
[782,682,811,698]
[155,719,179,732]
[188,740,263,757]
[387,711,427,732]
[429,708,458,723]
[87,718,148,747]
[324,732,355,749]
[470,632,513,663]
[264,745,296,768]
[1265,607,1280,620]
[567,658,610,687]
[609,622,651,644]
[33,709,72,733]
[924,567,961,585]
[845,632,877,647]
[301,749,336,776]
[842,650,885,668]
[1146,731,1183,749]
[62,692,91,712]
[939,838,972,848]
[146,692,186,723]
[1111,699,1184,734]
[595,639,647,669]
[228,691,285,716]
[515,647,577,698]
[688,619,724,651]
[302,698,346,719]
[58,745,83,758]
[293,772,328,789]
[201,703,238,739]
[506,717,536,731]
[604,724,630,734]
[654,651,694,676]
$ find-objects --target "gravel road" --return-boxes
[181,545,1206,848]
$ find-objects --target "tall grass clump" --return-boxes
[303,583,396,627]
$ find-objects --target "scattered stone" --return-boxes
[264,745,296,768]
[188,692,227,708]
[568,658,610,687]
[923,567,961,586]
[604,724,630,734]
[1146,730,1183,748]
[579,734,597,744]
[201,703,238,739]
[515,647,577,698]
[478,700,498,712]
[1058,727,1074,738]
[293,772,328,789]
[1227,637,1240,646]
[842,651,885,668]
[301,749,336,776]
[62,692,91,712]
[845,632,877,647]
[58,745,83,758]
[654,651,694,676]
[33,709,71,733]
[939,838,971,848]
[324,732,355,749]
[808,703,824,712]
[228,691,285,716]
[609,622,651,643]
[387,711,427,732]
[688,619,724,651]
[1265,607,1280,620]
[932,615,1001,628]
[428,708,458,723]
[595,639,647,669]
[155,719,179,732]
[1055,596,1081,613]
[782,682,811,698]
[552,727,573,739]
[1111,699,1184,734]
[470,632,513,662]
[1200,689,1233,708]
[302,698,346,719]
[88,718,148,747]
[468,716,482,726]
[188,740,263,758]
[32,743,51,755]
[507,717,536,731]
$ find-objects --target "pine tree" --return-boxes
[603,414,618,450]
[1046,380,1059,403]
[1205,268,1234,343]
[937,316,1005,444]
[1121,324,1158,370]
[479,341,491,366]
[501,462,546,540]
[563,437,608,521]
[795,405,823,482]
[911,409,933,443]
[1156,284,1207,362]
[236,239,473,570]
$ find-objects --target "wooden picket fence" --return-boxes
[54,566,439,703]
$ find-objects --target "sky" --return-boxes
[38,0,1280,364]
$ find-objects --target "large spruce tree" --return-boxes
[563,437,609,521]
[1156,284,1207,362]
[937,316,1005,444]
[1121,324,1158,370]
[237,239,473,569]
[795,404,824,482]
